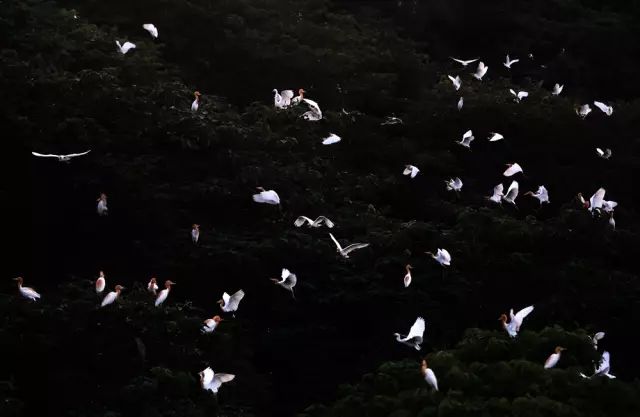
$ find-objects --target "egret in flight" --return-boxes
[394,317,425,350]
[271,268,297,299]
[328,233,369,258]
[457,129,474,149]
[596,148,612,160]
[200,367,235,394]
[593,101,613,116]
[580,351,615,379]
[142,23,158,38]
[253,187,280,205]
[425,249,451,266]
[218,290,245,313]
[448,75,461,91]
[525,185,549,204]
[403,165,420,178]
[115,40,136,54]
[294,216,334,228]
[499,305,534,338]
[472,61,488,80]
[487,183,504,204]
[503,55,520,69]
[302,98,322,121]
[450,57,478,67]
[32,150,91,162]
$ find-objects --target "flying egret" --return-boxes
[544,346,566,369]
[445,177,463,192]
[420,359,438,391]
[199,367,235,394]
[499,305,534,338]
[509,89,529,103]
[115,40,136,54]
[101,285,124,308]
[218,290,245,313]
[403,165,420,178]
[457,97,464,111]
[602,200,617,213]
[273,89,294,108]
[191,224,200,244]
[252,187,280,205]
[142,23,158,38]
[576,104,591,118]
[577,188,606,213]
[271,268,297,299]
[596,148,612,160]
[503,55,520,69]
[322,133,341,145]
[425,249,451,266]
[552,83,564,96]
[97,193,108,216]
[302,98,322,121]
[96,271,106,294]
[13,277,40,301]
[448,75,461,91]
[381,115,403,125]
[457,129,474,149]
[201,316,223,334]
[525,185,549,204]
[580,351,615,379]
[147,277,159,296]
[591,332,605,350]
[155,280,175,307]
[472,61,488,80]
[593,101,613,116]
[502,181,519,205]
[191,91,201,111]
[503,163,523,177]
[394,317,425,350]
[488,132,504,142]
[487,183,504,204]
[294,216,334,228]
[450,57,478,67]
[403,264,413,288]
[31,150,91,162]
[328,233,369,258]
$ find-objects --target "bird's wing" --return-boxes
[32,152,59,158]
[303,98,321,114]
[493,183,504,197]
[512,58,520,64]
[448,75,456,82]
[593,101,608,112]
[590,188,606,209]
[403,165,413,176]
[285,273,297,287]
[66,150,91,158]
[407,317,425,339]
[594,332,605,341]
[281,268,290,279]
[596,351,610,374]
[281,90,295,100]
[316,216,334,228]
[294,216,313,227]
[596,148,604,156]
[222,292,231,304]
[342,243,369,255]
[509,89,516,96]
[454,178,463,189]
[503,164,521,176]
[505,181,519,199]
[229,290,245,308]
[328,233,342,251]
[450,57,465,64]
[214,373,236,384]
[519,91,529,99]
[441,249,451,261]
[514,305,534,322]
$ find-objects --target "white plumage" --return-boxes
[487,183,504,204]
[218,289,245,313]
[252,187,280,205]
[580,351,615,379]
[421,360,438,391]
[509,89,529,102]
[32,150,90,162]
[450,57,478,67]
[502,181,519,205]
[593,101,613,116]
[403,165,420,178]
[96,193,108,216]
[294,216,334,228]
[472,61,488,80]
[328,233,369,258]
[322,133,341,145]
[200,367,235,394]
[403,265,413,288]
[500,305,534,338]
[552,83,564,96]
[596,148,612,160]
[576,104,591,118]
[526,185,549,204]
[457,97,464,111]
[445,177,463,192]
[142,23,158,38]
[101,285,124,308]
[591,332,605,350]
[272,268,297,299]
[96,271,106,294]
[503,163,523,177]
[14,277,40,301]
[273,89,294,108]
[394,317,425,350]
[427,249,451,266]
[155,280,175,307]
[448,75,461,91]
[457,129,474,149]
[302,98,322,121]
[544,347,566,369]
[503,55,519,68]
[115,40,136,54]
[488,132,504,142]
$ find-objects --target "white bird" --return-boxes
[199,367,235,394]
[544,346,566,369]
[322,133,341,145]
[450,57,478,67]
[115,40,136,54]
[302,98,322,121]
[609,212,616,230]
[403,164,420,178]
[499,305,534,338]
[602,200,618,213]
[448,75,461,91]
[101,285,124,308]
[96,193,108,216]
[525,185,549,204]
[457,129,474,149]
[381,115,403,125]
[96,271,106,294]
[503,163,523,177]
[593,101,613,116]
[445,177,463,192]
[503,55,520,69]
[591,332,605,350]
[147,277,159,295]
[271,268,297,299]
[488,132,504,142]
[472,61,488,80]
[32,150,91,162]
[457,97,464,111]
[552,83,564,96]
[502,181,519,205]
[202,316,223,334]
[328,233,369,259]
[218,289,245,313]
[142,23,158,38]
[509,89,529,103]
[191,91,201,111]
[291,88,306,105]
[577,187,606,213]
[294,216,334,228]
[425,249,451,266]
[576,104,592,118]
[580,351,615,379]
[403,264,413,288]
[420,359,438,391]
[273,89,294,109]
[394,317,425,350]
[487,183,504,204]
[155,280,175,307]
[596,148,612,159]
[191,224,200,244]
[252,187,280,205]
[13,277,40,301]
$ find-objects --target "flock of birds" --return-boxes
[21,18,623,399]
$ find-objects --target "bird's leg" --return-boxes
[291,290,296,301]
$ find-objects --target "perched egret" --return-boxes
[576,104,591,118]
[448,75,461,91]
[218,290,245,313]
[445,177,463,192]
[142,23,158,38]
[487,183,504,204]
[322,133,341,145]
[552,83,564,96]
[577,187,606,213]
[580,351,615,379]
[502,181,519,205]
[394,317,425,350]
[96,271,106,294]
[32,150,90,162]
[596,148,612,160]
[191,91,201,111]
[101,285,124,308]
[13,277,40,301]
[328,233,369,259]
[115,40,136,54]
[503,55,520,68]
[420,359,438,391]
[403,165,420,178]
[450,57,478,67]
[457,129,474,149]
[472,61,488,80]
[294,216,334,228]
[593,101,613,116]
[403,264,413,288]
[425,249,451,266]
[503,163,523,177]
[273,89,294,108]
[147,277,159,296]
[525,185,549,204]
[302,98,322,121]
[191,224,200,244]
[155,280,175,307]
[509,89,529,103]
[199,367,235,394]
[291,88,306,105]
[457,97,464,111]
[544,346,566,369]
[271,268,297,299]
[97,193,108,216]
[488,132,504,142]
[201,316,223,334]
[591,332,605,350]
[499,305,534,338]
[252,187,280,205]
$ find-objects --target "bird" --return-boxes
[191,91,201,111]
[445,177,463,192]
[450,57,478,67]
[593,101,613,116]
[503,55,520,69]
[200,367,235,394]
[580,351,615,379]
[381,115,403,125]
[487,183,504,204]
[115,40,136,54]
[509,89,529,103]
[403,264,413,288]
[101,285,124,308]
[448,75,461,91]
[525,185,549,204]
[552,83,564,96]
[544,346,566,369]
[457,97,464,111]
[142,23,158,38]
[596,148,612,159]
[271,268,297,299]
[31,150,91,162]
[96,193,108,216]
[328,233,369,259]
[576,104,592,118]
[96,271,106,294]
[294,216,334,228]
[577,187,606,213]
[302,98,322,121]
[591,332,605,350]
[503,163,523,177]
[403,164,420,178]
[201,316,223,334]
[602,200,618,213]
[502,181,519,205]
[191,224,200,244]
[457,129,474,149]
[252,187,280,205]
[13,277,40,301]
[273,89,294,108]
[291,88,306,105]
[322,133,341,145]
[394,317,425,350]
[155,280,175,307]
[499,305,534,337]
[425,249,451,266]
[420,359,438,391]
[147,277,159,296]
[218,290,245,313]
[472,61,488,80]
[488,132,504,142]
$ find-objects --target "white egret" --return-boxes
[191,91,201,111]
[577,187,606,213]
[544,346,566,369]
[147,277,159,296]
[596,148,612,159]
[252,187,280,205]
[322,133,341,145]
[457,97,464,111]
[448,75,461,91]
[502,181,519,205]
[328,233,369,258]
[201,316,223,334]
[445,177,463,192]
[425,249,451,266]
[191,224,200,244]
[403,264,413,288]
[525,185,549,204]
[488,132,504,142]
[403,164,420,178]
[591,332,605,350]
[499,305,534,338]
[381,115,403,125]
[199,367,235,394]
[302,98,322,121]
[457,129,474,149]
[101,285,124,308]
[503,55,520,69]
[271,268,297,299]
[394,317,425,350]
[294,216,334,228]
[420,359,438,391]
[32,150,90,162]
[487,183,504,204]
[552,83,564,96]
[96,270,106,294]
[115,40,136,54]
[576,104,591,118]
[13,277,40,301]
[218,289,245,313]
[155,280,175,307]
[580,351,615,379]
[142,23,158,38]
[97,193,108,216]
[509,89,528,103]
[472,61,488,80]
[291,88,306,105]
[503,163,523,177]
[273,89,294,109]
[450,57,478,67]
[593,101,613,116]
